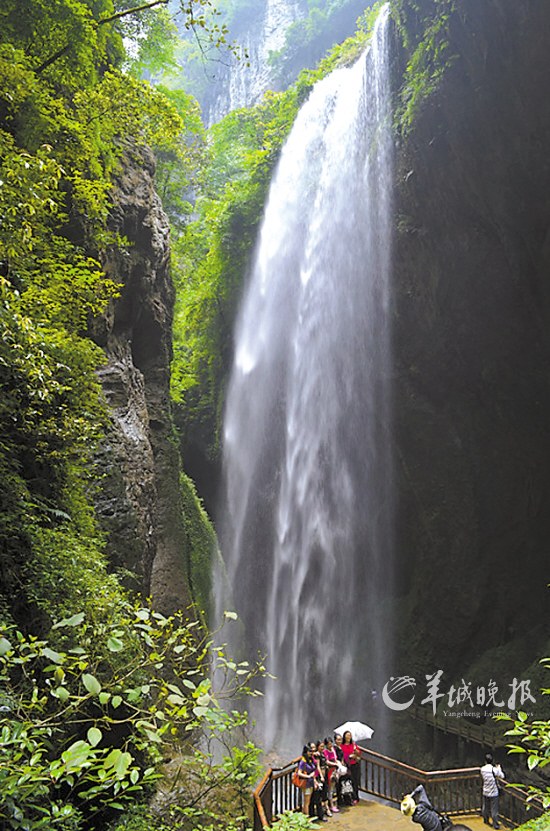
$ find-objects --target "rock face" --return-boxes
[92,148,191,615]
[206,0,306,125]
[391,0,550,681]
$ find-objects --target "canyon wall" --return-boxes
[91,148,192,615]
[391,0,550,687]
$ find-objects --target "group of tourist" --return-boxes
[294,731,361,819]
[295,736,505,829]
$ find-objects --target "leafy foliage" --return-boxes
[170,89,300,456]
[149,739,262,830]
[390,0,457,133]
[497,658,550,810]
[0,0,204,628]
[152,85,206,233]
[514,818,550,831]
[271,812,318,830]
[0,603,264,831]
[267,0,379,86]
[0,0,124,90]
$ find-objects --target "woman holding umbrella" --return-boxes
[341,730,361,804]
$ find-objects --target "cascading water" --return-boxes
[216,4,394,754]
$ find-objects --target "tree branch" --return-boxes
[35,43,73,73]
[97,0,169,27]
[35,0,170,74]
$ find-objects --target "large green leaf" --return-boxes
[0,637,12,656]
[42,647,63,664]
[52,613,85,629]
[87,727,102,747]
[82,673,101,695]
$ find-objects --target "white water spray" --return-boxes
[217,5,394,753]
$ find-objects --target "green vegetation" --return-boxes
[0,2,262,830]
[271,812,318,829]
[0,603,264,830]
[170,88,302,457]
[515,818,550,831]
[498,658,550,810]
[390,0,457,133]
[181,472,219,614]
[0,0,203,629]
[268,0,378,85]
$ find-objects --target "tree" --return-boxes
[0,0,236,89]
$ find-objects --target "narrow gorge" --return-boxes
[1,1,550,827]
[92,0,550,760]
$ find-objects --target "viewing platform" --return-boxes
[313,800,487,831]
[253,747,544,830]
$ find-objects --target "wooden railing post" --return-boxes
[254,768,272,831]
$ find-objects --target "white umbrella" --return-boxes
[334,720,374,742]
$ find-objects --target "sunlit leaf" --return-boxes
[52,613,85,629]
[42,647,63,664]
[82,673,101,695]
[87,727,102,747]
[0,637,13,656]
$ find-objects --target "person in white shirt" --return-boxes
[480,752,504,828]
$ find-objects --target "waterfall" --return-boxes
[216,4,394,754]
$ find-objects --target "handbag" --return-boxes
[493,769,504,795]
[292,769,306,789]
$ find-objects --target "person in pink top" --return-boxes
[322,737,340,813]
[341,730,361,804]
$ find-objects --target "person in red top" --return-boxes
[341,730,361,803]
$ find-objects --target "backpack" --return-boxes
[339,776,354,806]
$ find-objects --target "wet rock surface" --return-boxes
[91,148,191,613]
[392,1,550,677]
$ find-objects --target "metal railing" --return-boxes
[253,746,545,830]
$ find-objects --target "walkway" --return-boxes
[323,799,487,831]
[409,705,507,749]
